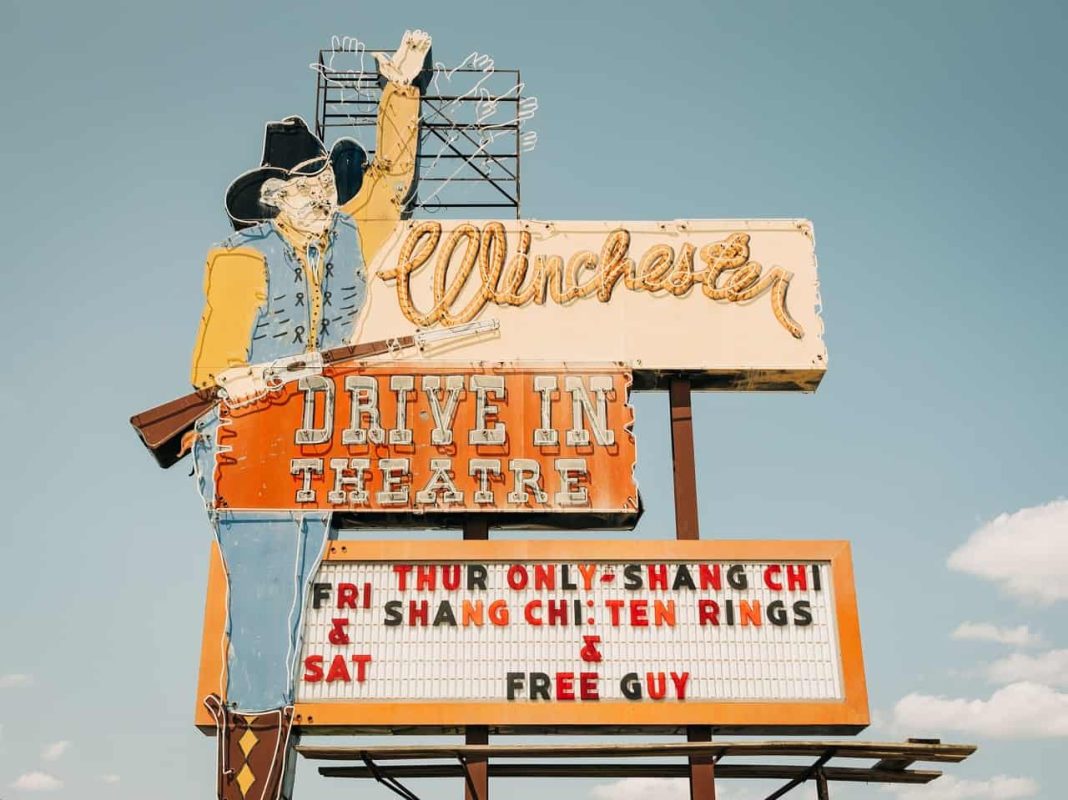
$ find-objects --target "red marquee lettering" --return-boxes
[337,583,358,609]
[646,672,667,700]
[556,672,575,701]
[670,671,689,700]
[507,565,529,590]
[699,564,721,590]
[698,599,720,626]
[416,565,436,591]
[547,599,567,625]
[393,565,412,590]
[763,565,782,591]
[580,672,600,700]
[409,600,429,626]
[647,564,668,590]
[524,600,543,625]
[350,654,372,682]
[630,599,649,626]
[786,564,808,591]
[325,654,351,683]
[303,655,324,682]
[442,565,461,591]
[533,564,555,590]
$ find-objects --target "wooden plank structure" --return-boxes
[298,739,976,799]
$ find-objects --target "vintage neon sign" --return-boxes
[127,25,845,800]
[213,364,638,521]
[384,223,802,337]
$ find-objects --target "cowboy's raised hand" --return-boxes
[375,30,432,86]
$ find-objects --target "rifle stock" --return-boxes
[130,335,417,469]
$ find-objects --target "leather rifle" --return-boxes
[129,320,497,469]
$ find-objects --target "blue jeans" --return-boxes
[194,410,333,712]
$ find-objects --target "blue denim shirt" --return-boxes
[219,213,367,363]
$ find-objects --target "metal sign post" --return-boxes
[670,377,716,800]
[464,518,490,800]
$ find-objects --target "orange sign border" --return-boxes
[196,539,868,734]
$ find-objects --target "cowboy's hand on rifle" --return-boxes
[375,29,432,87]
[215,364,269,408]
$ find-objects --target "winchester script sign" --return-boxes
[355,219,826,390]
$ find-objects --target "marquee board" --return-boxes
[195,539,868,734]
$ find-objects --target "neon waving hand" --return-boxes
[375,29,432,86]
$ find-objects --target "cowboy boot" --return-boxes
[204,695,298,800]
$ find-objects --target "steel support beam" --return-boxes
[670,378,700,540]
[464,726,489,800]
[688,726,716,800]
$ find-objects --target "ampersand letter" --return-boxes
[329,617,351,645]
[579,634,603,663]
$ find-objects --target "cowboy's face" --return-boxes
[262,164,337,235]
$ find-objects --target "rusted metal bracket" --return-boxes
[361,752,423,800]
[763,751,834,800]
[458,755,482,800]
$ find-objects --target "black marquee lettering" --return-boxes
[530,673,551,701]
[620,672,642,700]
[767,600,788,626]
[727,564,748,590]
[433,600,457,626]
[506,673,525,701]
[383,600,403,626]
[672,565,696,591]
[467,564,488,591]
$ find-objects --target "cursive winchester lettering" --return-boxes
[380,221,803,338]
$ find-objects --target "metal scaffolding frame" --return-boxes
[313,49,523,217]
[299,739,976,800]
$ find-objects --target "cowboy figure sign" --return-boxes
[123,22,836,800]
[190,30,431,800]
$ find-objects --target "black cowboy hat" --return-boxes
[225,116,366,231]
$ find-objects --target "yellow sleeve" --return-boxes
[189,247,268,390]
[342,82,421,265]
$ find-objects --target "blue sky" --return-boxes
[1,1,1066,799]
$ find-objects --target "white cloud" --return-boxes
[40,740,70,762]
[948,499,1068,604]
[589,778,768,800]
[11,771,63,791]
[887,774,1038,799]
[987,650,1068,687]
[0,673,34,688]
[99,773,121,784]
[590,778,689,800]
[951,622,1042,648]
[893,681,1068,738]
